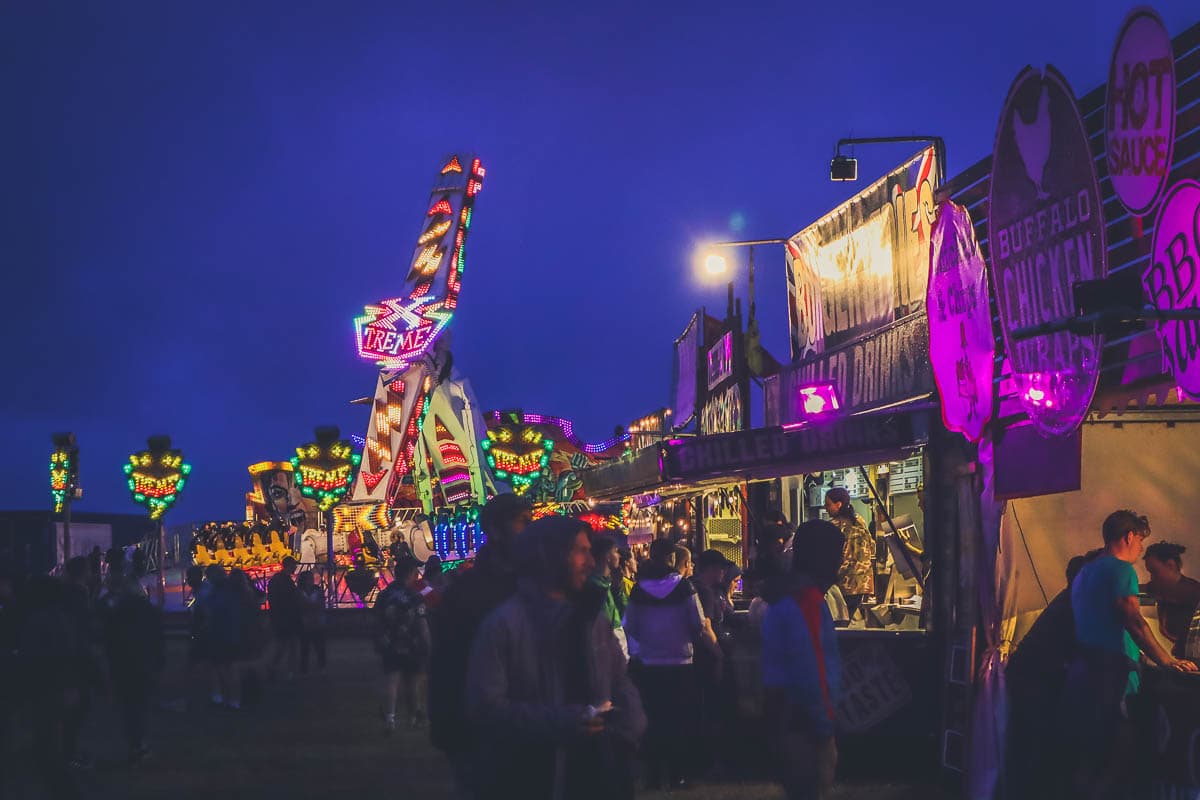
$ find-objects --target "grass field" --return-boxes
[3,634,947,800]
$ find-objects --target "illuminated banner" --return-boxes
[990,66,1107,436]
[928,202,994,443]
[355,154,485,368]
[1145,180,1200,399]
[786,147,939,358]
[1107,7,1175,217]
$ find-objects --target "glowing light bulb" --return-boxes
[704,254,727,276]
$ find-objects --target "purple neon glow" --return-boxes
[485,411,630,454]
[351,434,366,448]
[797,383,841,417]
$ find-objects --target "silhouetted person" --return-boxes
[467,517,646,800]
[762,519,846,800]
[375,557,431,732]
[100,563,164,763]
[623,538,716,790]
[267,557,302,679]
[430,494,533,795]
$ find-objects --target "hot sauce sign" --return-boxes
[1106,7,1176,217]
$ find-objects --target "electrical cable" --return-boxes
[1011,503,1049,606]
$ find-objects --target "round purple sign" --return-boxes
[928,202,994,443]
[989,65,1108,436]
[1107,6,1176,217]
[1145,180,1200,399]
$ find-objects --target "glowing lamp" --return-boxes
[704,254,728,276]
[798,383,841,418]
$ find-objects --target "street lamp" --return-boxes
[695,238,789,377]
[830,136,947,186]
[704,253,728,276]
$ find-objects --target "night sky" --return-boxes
[3,0,1195,522]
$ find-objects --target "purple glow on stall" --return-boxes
[797,383,841,418]
[1145,180,1200,399]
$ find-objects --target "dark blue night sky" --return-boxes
[3,0,1195,522]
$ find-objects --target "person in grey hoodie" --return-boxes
[466,517,646,800]
[623,539,718,790]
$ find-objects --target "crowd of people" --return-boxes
[1005,509,1200,800]
[0,549,163,799]
[8,496,1198,800]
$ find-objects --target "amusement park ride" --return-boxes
[224,154,629,580]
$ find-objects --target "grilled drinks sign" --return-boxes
[1107,7,1176,217]
[989,66,1107,436]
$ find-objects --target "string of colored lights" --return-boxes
[430,506,482,559]
[485,411,629,454]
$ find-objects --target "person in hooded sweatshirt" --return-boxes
[622,538,718,790]
[466,517,646,800]
[429,493,533,795]
[761,519,846,800]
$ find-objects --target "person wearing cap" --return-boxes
[761,518,846,800]
[824,487,874,623]
[430,493,533,794]
[466,517,645,800]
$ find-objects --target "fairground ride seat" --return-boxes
[268,530,295,561]
[215,547,238,568]
[193,545,216,568]
[232,542,257,567]
[250,533,272,564]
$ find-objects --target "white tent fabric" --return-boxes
[999,419,1200,644]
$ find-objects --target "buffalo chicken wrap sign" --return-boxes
[927,202,994,442]
[1107,6,1176,217]
[1146,181,1200,399]
[786,147,939,359]
[990,65,1108,436]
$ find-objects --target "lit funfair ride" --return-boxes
[344,155,493,563]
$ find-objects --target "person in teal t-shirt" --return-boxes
[1065,510,1197,799]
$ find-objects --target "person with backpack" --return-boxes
[375,557,431,734]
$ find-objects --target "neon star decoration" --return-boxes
[124,436,191,521]
[291,426,362,512]
[354,154,485,368]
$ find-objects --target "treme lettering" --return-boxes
[359,323,434,358]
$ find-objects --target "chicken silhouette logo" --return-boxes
[1013,85,1052,200]
[989,65,1107,436]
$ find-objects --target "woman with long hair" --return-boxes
[823,487,875,622]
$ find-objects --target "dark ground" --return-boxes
[2,634,948,800]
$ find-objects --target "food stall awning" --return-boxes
[661,409,930,486]
[581,447,664,501]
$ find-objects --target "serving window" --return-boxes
[782,448,927,633]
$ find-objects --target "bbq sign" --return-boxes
[1107,7,1176,217]
[990,66,1107,436]
[1145,180,1200,399]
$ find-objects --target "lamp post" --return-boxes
[697,238,789,376]
[830,135,946,186]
